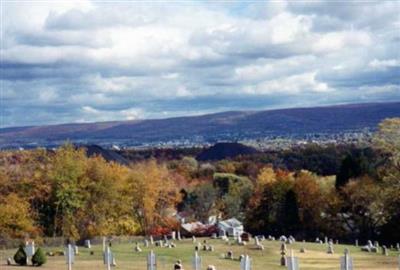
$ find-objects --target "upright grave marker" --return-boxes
[240,255,251,270]
[280,242,287,266]
[150,235,154,245]
[102,237,106,253]
[147,250,157,270]
[66,244,74,270]
[287,250,299,270]
[104,246,113,270]
[25,241,35,258]
[340,249,353,270]
[192,251,202,270]
[84,240,91,249]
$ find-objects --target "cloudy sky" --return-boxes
[1,0,399,127]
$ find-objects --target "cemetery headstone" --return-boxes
[135,243,142,252]
[84,240,91,249]
[174,259,184,270]
[237,235,243,245]
[25,240,35,262]
[340,249,353,270]
[240,255,251,270]
[104,246,113,270]
[192,251,201,270]
[147,250,157,270]
[150,235,154,245]
[287,250,299,270]
[226,250,233,260]
[102,237,106,252]
[382,245,388,256]
[66,244,74,270]
[280,243,287,266]
[327,242,334,254]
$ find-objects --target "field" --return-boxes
[1,237,398,270]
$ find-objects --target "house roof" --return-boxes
[219,218,243,228]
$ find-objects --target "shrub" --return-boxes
[32,247,47,266]
[13,245,27,266]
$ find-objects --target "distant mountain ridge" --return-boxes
[1,102,399,148]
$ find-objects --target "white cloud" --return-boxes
[369,59,400,70]
[1,0,399,126]
[313,31,371,53]
[243,72,330,95]
[81,106,143,122]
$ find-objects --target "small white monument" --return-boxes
[340,249,353,270]
[66,244,75,270]
[287,250,299,270]
[147,250,157,270]
[104,246,113,270]
[192,251,202,270]
[25,241,35,258]
[84,240,91,249]
[240,255,251,270]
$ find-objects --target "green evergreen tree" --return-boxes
[32,247,47,266]
[13,245,27,266]
[280,190,300,235]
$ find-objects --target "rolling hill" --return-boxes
[1,102,399,148]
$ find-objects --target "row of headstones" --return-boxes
[148,250,252,270]
[65,242,116,270]
[279,243,354,270]
[83,231,184,250]
[360,240,400,255]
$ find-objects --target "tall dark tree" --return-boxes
[279,190,300,235]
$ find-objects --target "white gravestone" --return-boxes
[150,235,154,245]
[147,250,157,270]
[25,241,35,258]
[102,237,106,252]
[340,249,353,270]
[84,240,91,249]
[104,246,113,270]
[192,251,202,270]
[240,255,251,270]
[66,244,75,270]
[287,250,299,270]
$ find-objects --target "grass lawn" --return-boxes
[1,237,398,270]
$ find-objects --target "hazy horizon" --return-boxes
[2,100,400,129]
[1,1,399,127]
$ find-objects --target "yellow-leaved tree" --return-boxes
[127,160,180,234]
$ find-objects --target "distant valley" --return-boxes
[1,102,399,149]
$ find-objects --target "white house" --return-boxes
[217,218,244,237]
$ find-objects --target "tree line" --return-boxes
[0,118,399,244]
